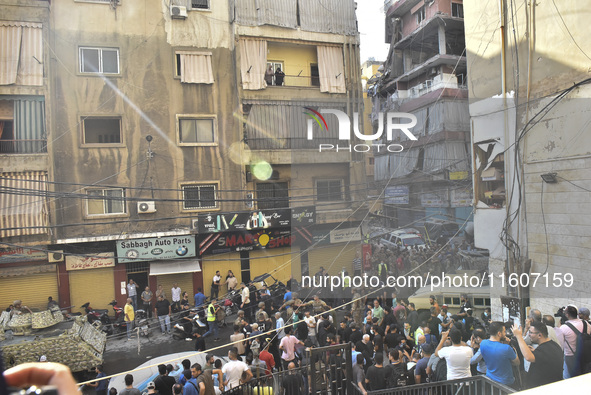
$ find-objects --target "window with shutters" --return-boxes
[182,183,218,210]
[86,188,126,216]
[189,0,209,10]
[256,182,288,210]
[174,51,214,84]
[0,98,46,153]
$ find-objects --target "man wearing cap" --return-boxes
[146,382,156,395]
[556,305,591,378]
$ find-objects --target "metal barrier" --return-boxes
[222,366,307,395]
[352,375,516,395]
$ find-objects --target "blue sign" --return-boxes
[385,185,409,205]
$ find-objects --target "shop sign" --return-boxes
[198,229,297,255]
[0,245,47,263]
[197,209,289,233]
[421,192,449,208]
[384,185,409,205]
[291,206,316,225]
[329,227,361,243]
[117,236,196,263]
[66,252,115,271]
[450,189,473,207]
[197,207,315,234]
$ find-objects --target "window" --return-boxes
[86,188,126,216]
[189,0,209,10]
[0,98,47,153]
[177,116,216,145]
[310,64,320,87]
[82,117,121,145]
[256,182,288,210]
[452,3,464,18]
[182,184,217,209]
[266,61,284,86]
[444,296,461,306]
[0,22,43,86]
[174,51,214,84]
[416,6,426,23]
[80,47,119,74]
[316,179,344,202]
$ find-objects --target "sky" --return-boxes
[357,0,390,63]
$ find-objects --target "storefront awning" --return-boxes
[149,260,201,276]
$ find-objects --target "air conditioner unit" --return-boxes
[49,250,64,263]
[137,201,156,214]
[191,219,199,230]
[171,5,188,19]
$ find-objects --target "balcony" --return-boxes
[0,139,47,154]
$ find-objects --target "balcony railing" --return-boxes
[0,139,47,154]
[266,74,320,88]
[352,375,516,395]
[246,137,340,150]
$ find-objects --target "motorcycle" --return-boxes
[108,300,128,333]
[135,308,150,337]
[173,308,206,341]
[81,302,113,335]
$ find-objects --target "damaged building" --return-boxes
[370,0,472,229]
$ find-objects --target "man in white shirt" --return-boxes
[171,283,182,312]
[275,312,285,340]
[435,328,473,380]
[211,271,222,300]
[304,310,318,346]
[222,347,252,390]
[555,305,591,378]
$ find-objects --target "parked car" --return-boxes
[380,231,426,251]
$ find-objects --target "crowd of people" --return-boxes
[6,242,590,394]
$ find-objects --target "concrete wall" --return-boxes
[464,0,591,314]
[48,0,241,240]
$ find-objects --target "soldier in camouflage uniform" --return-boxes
[351,289,364,325]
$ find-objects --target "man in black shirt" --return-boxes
[338,321,352,343]
[281,362,304,394]
[427,307,442,340]
[154,364,176,395]
[384,325,403,350]
[512,322,563,389]
[154,295,172,334]
[349,323,362,345]
[381,306,397,333]
[458,294,472,318]
[365,353,388,391]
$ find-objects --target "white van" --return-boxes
[380,231,426,251]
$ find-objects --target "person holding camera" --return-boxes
[479,321,520,388]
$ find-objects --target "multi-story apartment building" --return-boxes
[0,0,365,311]
[465,0,591,318]
[372,0,472,229]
